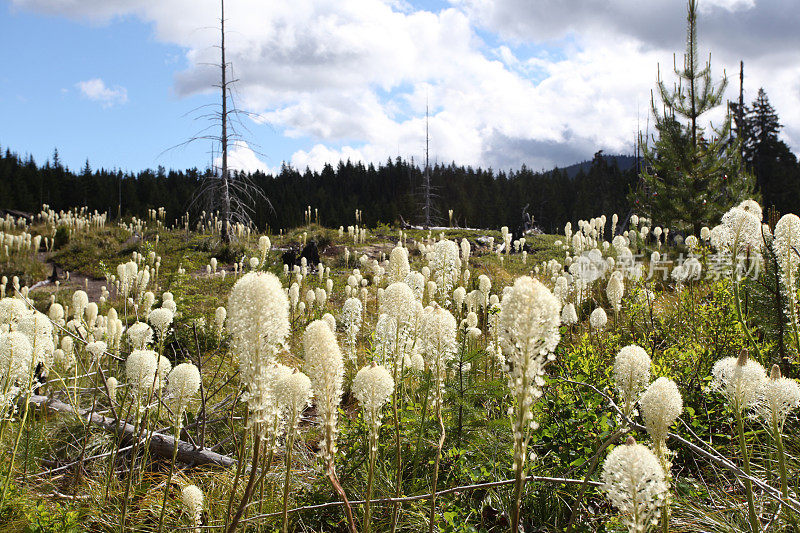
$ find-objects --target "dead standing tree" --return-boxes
[417,102,440,229]
[169,0,270,242]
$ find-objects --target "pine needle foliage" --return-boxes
[633,0,755,233]
[744,213,792,370]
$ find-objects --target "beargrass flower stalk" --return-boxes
[421,303,457,533]
[341,297,363,367]
[181,484,204,533]
[119,349,159,527]
[157,362,201,533]
[380,282,417,533]
[226,272,290,533]
[0,331,33,482]
[214,306,226,341]
[601,436,668,533]
[711,350,766,533]
[101,375,117,404]
[353,364,394,533]
[258,235,271,265]
[607,271,624,321]
[428,239,460,305]
[303,320,356,533]
[277,370,312,533]
[139,353,171,482]
[387,246,410,284]
[639,377,682,532]
[1,309,54,508]
[774,213,800,353]
[498,276,561,533]
[716,201,764,358]
[757,365,800,526]
[614,345,651,419]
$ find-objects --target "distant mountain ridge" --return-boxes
[557,154,637,179]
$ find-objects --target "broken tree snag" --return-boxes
[28,394,235,468]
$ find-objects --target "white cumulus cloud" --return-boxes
[75,78,128,108]
[16,0,800,169]
[213,141,277,175]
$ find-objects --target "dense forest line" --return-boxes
[0,147,637,233]
[1,87,798,234]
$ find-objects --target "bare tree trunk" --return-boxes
[738,61,744,175]
[423,103,431,229]
[220,0,232,242]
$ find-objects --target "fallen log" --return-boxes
[28,394,235,468]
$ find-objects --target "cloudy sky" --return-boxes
[1,0,798,174]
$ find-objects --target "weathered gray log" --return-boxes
[28,394,235,468]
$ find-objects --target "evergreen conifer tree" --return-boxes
[633,0,755,234]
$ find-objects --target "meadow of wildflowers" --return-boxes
[0,201,798,532]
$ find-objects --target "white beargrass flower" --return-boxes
[756,365,800,431]
[127,322,153,350]
[601,437,667,533]
[0,297,27,325]
[277,370,312,432]
[166,362,201,427]
[17,311,55,373]
[72,290,88,321]
[161,298,175,316]
[606,272,624,313]
[717,200,763,254]
[499,276,560,468]
[0,331,34,390]
[353,364,394,432]
[181,484,204,531]
[214,306,226,336]
[639,377,682,455]
[148,307,174,340]
[387,246,410,284]
[258,235,271,261]
[48,303,65,325]
[561,303,578,325]
[60,336,73,357]
[304,320,344,465]
[453,286,466,314]
[126,349,158,397]
[403,271,425,301]
[86,341,107,362]
[106,376,118,403]
[409,353,425,372]
[380,282,417,327]
[711,351,766,411]
[421,304,457,384]
[228,272,291,438]
[228,272,289,362]
[554,276,569,304]
[313,313,332,334]
[478,274,491,303]
[589,307,608,330]
[341,297,363,363]
[428,239,460,304]
[85,302,98,327]
[614,345,651,418]
[774,214,800,324]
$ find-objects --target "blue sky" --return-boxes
[0,3,313,172]
[1,0,798,174]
